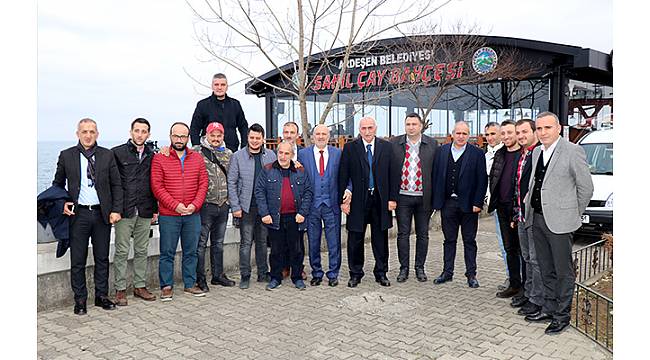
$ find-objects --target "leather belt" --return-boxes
[78,204,100,210]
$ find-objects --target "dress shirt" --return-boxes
[313,145,329,173]
[541,137,561,166]
[78,153,100,205]
[451,143,467,162]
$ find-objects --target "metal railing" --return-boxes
[573,239,612,284]
[571,239,613,352]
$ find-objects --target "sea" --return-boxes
[37,140,122,194]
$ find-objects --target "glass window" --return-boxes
[580,143,613,175]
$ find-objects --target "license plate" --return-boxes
[581,214,590,224]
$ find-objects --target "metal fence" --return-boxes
[571,239,613,352]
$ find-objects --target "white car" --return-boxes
[577,129,613,237]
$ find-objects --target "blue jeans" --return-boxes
[239,206,268,279]
[158,214,201,289]
[197,203,229,284]
[493,211,509,276]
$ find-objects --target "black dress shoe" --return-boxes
[375,276,391,287]
[396,269,408,283]
[196,282,210,293]
[310,277,322,286]
[94,296,116,310]
[525,311,553,323]
[328,278,339,287]
[347,277,361,288]
[212,274,236,287]
[433,273,453,285]
[73,300,87,315]
[517,303,541,316]
[496,286,522,298]
[467,276,480,288]
[510,295,528,307]
[415,269,428,282]
[545,320,570,335]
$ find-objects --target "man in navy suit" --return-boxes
[298,124,344,287]
[339,117,400,288]
[431,121,487,288]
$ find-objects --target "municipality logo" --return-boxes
[472,47,498,75]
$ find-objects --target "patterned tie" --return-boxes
[319,150,325,176]
[366,144,374,190]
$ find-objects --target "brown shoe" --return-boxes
[183,286,206,297]
[160,286,173,302]
[115,290,128,306]
[134,287,156,301]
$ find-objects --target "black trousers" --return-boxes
[69,207,111,301]
[268,214,304,283]
[533,212,575,323]
[440,198,478,278]
[395,194,430,271]
[347,191,388,280]
[496,204,525,289]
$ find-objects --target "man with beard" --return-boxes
[190,73,249,152]
[192,122,235,291]
[487,120,523,299]
[53,118,123,315]
[510,119,544,314]
[151,122,208,301]
[228,123,276,289]
[431,121,487,288]
[111,118,158,305]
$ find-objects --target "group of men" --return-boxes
[483,114,593,335]
[50,72,593,336]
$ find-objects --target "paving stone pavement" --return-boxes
[37,216,612,359]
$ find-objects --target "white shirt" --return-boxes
[313,145,329,174]
[78,153,100,205]
[485,142,504,174]
[362,138,376,156]
[541,137,561,166]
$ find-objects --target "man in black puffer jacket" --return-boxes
[190,73,249,152]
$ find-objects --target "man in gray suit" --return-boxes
[391,113,438,283]
[523,112,593,335]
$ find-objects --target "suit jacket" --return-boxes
[37,185,71,258]
[297,145,341,214]
[338,137,400,232]
[52,145,123,225]
[524,137,593,234]
[431,143,487,213]
[391,134,438,212]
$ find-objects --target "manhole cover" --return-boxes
[338,291,419,317]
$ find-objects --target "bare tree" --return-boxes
[186,0,453,144]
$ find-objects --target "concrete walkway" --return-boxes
[37,216,612,359]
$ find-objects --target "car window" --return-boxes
[580,143,613,175]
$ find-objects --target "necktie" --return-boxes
[366,144,374,190]
[319,150,325,176]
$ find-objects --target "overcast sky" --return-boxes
[37,0,613,143]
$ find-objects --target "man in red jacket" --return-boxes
[151,122,209,301]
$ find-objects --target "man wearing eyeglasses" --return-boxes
[151,122,209,302]
[53,118,123,315]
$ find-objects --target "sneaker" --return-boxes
[183,286,206,297]
[294,279,306,290]
[239,277,250,290]
[266,278,282,291]
[160,286,173,302]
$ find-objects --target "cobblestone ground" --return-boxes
[37,217,612,359]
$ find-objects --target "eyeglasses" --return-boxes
[171,134,189,140]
